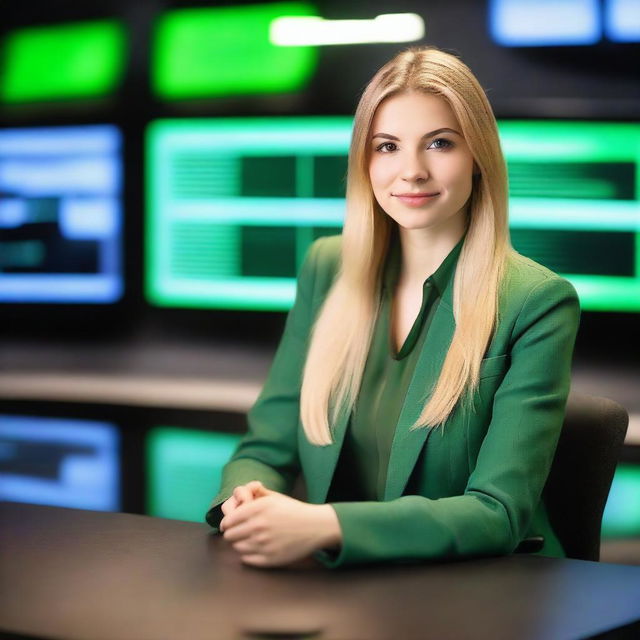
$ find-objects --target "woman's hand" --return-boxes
[220,488,342,568]
[220,481,269,519]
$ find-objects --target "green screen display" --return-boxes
[146,117,350,310]
[601,463,640,538]
[146,118,640,312]
[151,2,318,99]
[499,121,640,312]
[0,20,126,103]
[146,426,242,522]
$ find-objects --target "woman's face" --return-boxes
[368,91,476,233]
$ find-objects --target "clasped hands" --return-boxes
[219,481,342,568]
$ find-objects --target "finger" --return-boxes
[222,519,259,543]
[252,484,271,498]
[233,486,253,506]
[240,554,270,568]
[220,496,238,516]
[220,497,263,531]
[233,486,251,503]
[246,481,267,497]
[231,539,262,554]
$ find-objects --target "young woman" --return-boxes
[205,46,581,569]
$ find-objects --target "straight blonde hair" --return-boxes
[300,46,513,446]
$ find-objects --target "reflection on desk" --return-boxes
[1,502,639,640]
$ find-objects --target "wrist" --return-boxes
[313,504,342,550]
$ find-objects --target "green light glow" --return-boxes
[152,2,318,99]
[146,118,640,312]
[601,463,640,538]
[498,121,640,161]
[146,427,241,522]
[566,276,640,312]
[0,20,125,103]
[509,199,639,230]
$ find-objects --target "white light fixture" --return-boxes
[270,13,425,46]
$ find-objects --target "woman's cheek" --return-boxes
[369,157,394,186]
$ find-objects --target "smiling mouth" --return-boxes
[392,193,440,208]
[393,192,440,198]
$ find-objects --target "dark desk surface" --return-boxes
[1,502,639,640]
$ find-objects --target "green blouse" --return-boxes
[326,228,467,503]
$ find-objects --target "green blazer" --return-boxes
[206,234,581,569]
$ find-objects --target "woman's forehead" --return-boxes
[370,93,459,134]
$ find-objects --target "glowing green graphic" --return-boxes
[146,118,640,312]
[146,427,241,522]
[152,2,318,99]
[601,463,640,538]
[0,20,126,102]
[146,117,351,310]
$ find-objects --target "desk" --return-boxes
[1,502,639,640]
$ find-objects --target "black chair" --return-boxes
[517,392,629,561]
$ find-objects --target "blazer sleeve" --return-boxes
[204,238,322,532]
[314,275,581,568]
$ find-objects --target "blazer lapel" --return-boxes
[383,290,456,500]
[303,400,351,504]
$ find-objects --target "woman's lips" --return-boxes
[394,193,440,207]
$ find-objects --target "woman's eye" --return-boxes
[375,142,397,153]
[429,138,453,150]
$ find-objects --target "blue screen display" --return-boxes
[0,125,123,303]
[0,414,120,510]
[489,0,601,46]
[605,0,640,42]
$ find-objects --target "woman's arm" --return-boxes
[314,275,581,568]
[205,239,323,532]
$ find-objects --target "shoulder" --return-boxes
[501,251,581,327]
[312,234,342,270]
[305,234,343,296]
[503,250,578,300]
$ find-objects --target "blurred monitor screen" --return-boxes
[0,414,120,511]
[152,3,317,100]
[489,0,601,46]
[601,462,640,538]
[0,20,125,103]
[499,120,640,312]
[605,0,640,42]
[146,426,242,522]
[146,117,350,311]
[0,125,123,303]
[146,118,640,312]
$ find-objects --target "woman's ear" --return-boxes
[472,160,481,176]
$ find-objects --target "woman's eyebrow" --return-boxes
[371,127,461,140]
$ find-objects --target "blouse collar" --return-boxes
[382,226,468,297]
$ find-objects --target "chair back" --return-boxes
[543,392,629,561]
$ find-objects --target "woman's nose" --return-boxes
[400,154,429,182]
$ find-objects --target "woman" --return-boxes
[205,46,581,569]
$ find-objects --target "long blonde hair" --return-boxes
[300,46,513,446]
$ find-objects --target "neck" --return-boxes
[396,215,467,287]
